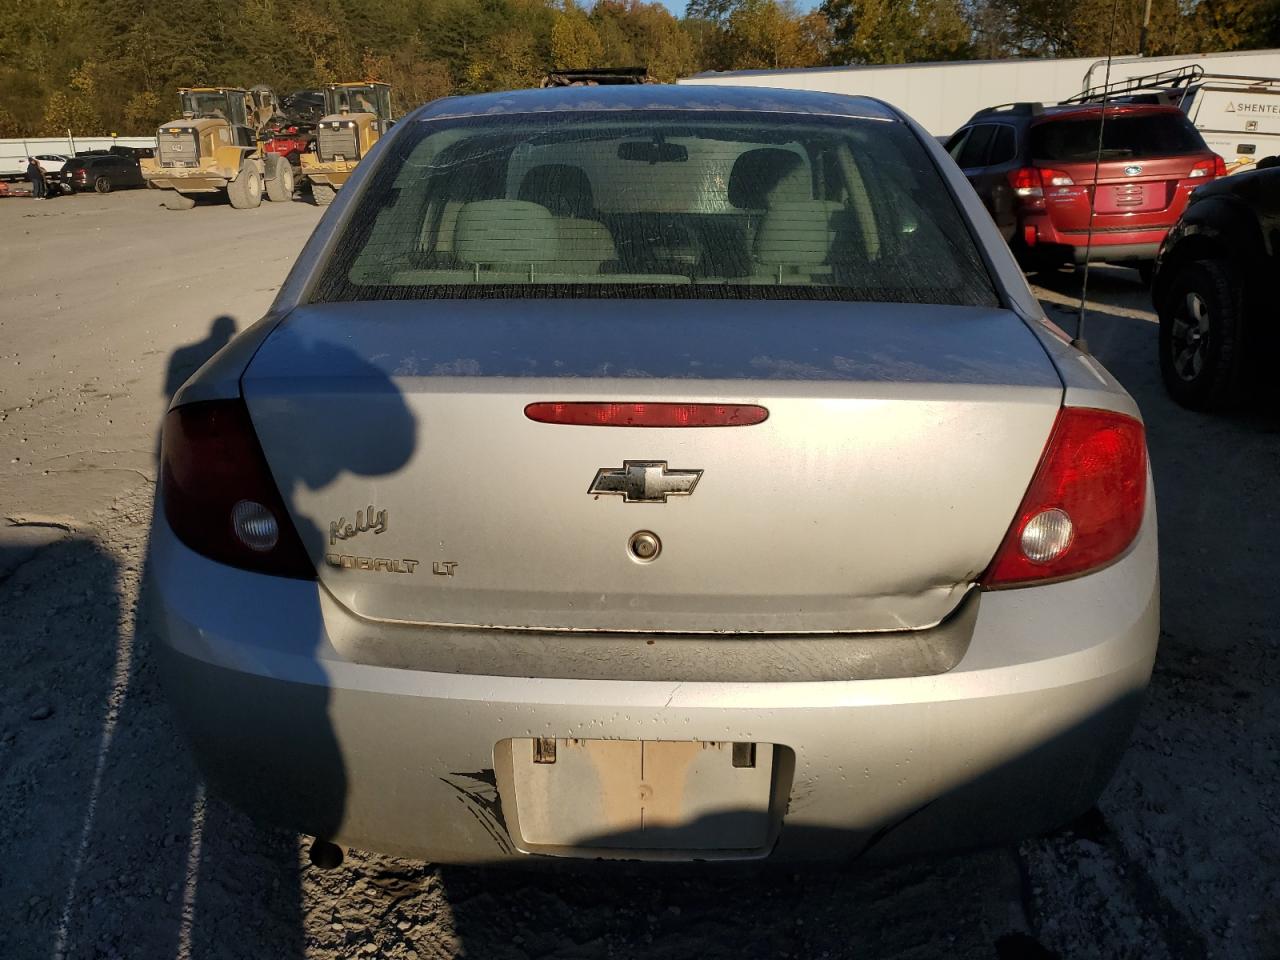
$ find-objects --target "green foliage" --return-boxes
[552,8,606,67]
[822,0,973,64]
[1,0,1277,136]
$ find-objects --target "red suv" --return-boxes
[946,102,1224,281]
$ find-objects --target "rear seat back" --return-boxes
[753,200,843,280]
[453,199,616,275]
[557,218,617,273]
[454,200,560,266]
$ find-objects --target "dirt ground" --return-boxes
[1,189,1277,960]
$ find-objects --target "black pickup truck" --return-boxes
[1152,160,1280,411]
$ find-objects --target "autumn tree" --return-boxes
[464,29,544,90]
[7,0,1280,138]
[362,45,454,112]
[552,6,606,67]
[42,66,103,136]
[722,0,830,69]
[822,0,973,64]
[590,0,699,80]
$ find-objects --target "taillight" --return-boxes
[1007,168,1074,210]
[982,407,1146,588]
[525,402,769,427]
[160,399,315,579]
[1189,155,1227,178]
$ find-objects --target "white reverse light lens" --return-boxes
[231,499,279,552]
[1020,508,1074,563]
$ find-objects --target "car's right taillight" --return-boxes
[982,407,1147,589]
[1189,155,1227,178]
[160,399,315,579]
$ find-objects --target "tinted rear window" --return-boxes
[1031,113,1206,162]
[312,110,998,307]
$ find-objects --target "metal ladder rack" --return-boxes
[1063,65,1206,105]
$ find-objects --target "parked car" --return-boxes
[1151,156,1280,410]
[108,144,155,160]
[946,102,1224,282]
[60,153,145,193]
[151,84,1157,867]
[34,153,71,175]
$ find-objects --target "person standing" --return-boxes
[25,158,45,199]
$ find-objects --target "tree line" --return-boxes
[1,0,1277,137]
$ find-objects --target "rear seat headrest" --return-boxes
[455,200,560,264]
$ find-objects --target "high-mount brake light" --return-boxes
[983,407,1147,588]
[525,402,769,428]
[160,399,315,579]
[1189,156,1227,178]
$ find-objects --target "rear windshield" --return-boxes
[311,110,998,306]
[1031,113,1206,162]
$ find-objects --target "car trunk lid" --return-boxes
[1031,110,1215,232]
[242,299,1064,634]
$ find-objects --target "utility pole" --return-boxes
[1138,0,1153,56]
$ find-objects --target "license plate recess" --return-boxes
[500,738,776,854]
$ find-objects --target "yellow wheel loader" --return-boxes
[299,82,393,205]
[141,86,295,210]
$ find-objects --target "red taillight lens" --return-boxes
[983,407,1147,588]
[524,402,769,427]
[1190,155,1227,178]
[1008,168,1075,210]
[160,399,315,579]
[1008,167,1041,193]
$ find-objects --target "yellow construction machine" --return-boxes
[141,86,295,210]
[299,82,393,205]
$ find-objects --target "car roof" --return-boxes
[967,102,1188,128]
[1036,103,1186,123]
[414,84,901,124]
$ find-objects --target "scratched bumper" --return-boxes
[148,503,1158,864]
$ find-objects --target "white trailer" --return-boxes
[1173,77,1280,171]
[0,135,158,180]
[679,49,1280,140]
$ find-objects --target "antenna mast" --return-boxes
[1075,0,1123,354]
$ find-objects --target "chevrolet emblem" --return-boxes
[589,461,703,503]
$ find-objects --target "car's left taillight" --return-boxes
[982,407,1147,589]
[160,399,315,579]
[1008,167,1075,211]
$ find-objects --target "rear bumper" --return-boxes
[148,496,1159,864]
[1068,241,1162,264]
[1022,215,1171,264]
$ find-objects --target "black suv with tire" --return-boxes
[61,154,145,194]
[1152,159,1280,410]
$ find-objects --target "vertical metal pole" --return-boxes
[1077,0,1123,353]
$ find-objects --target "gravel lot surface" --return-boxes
[2,189,1277,959]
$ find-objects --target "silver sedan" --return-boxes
[150,84,1158,864]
